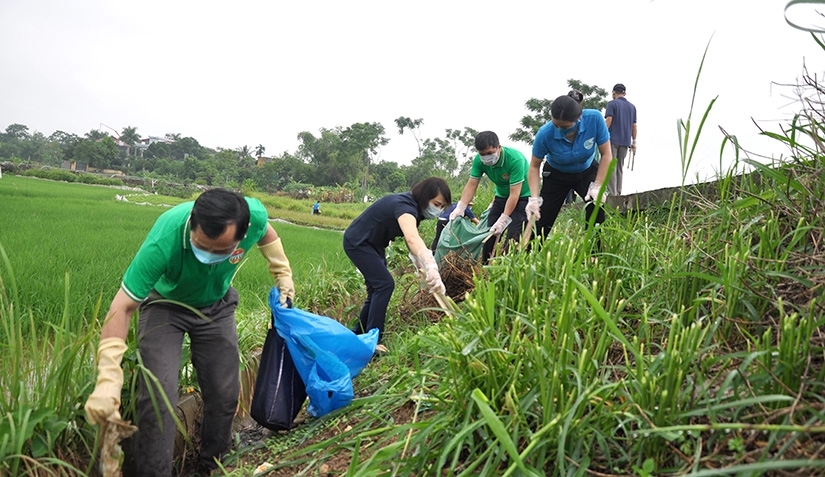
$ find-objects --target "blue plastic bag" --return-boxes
[269,287,379,417]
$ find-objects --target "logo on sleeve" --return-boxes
[229,248,245,265]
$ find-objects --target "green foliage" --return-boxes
[510,78,610,146]
[71,136,119,169]
[19,167,123,186]
[253,36,825,476]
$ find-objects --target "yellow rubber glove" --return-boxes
[84,337,128,425]
[259,237,295,306]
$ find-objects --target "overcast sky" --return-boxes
[1,0,821,194]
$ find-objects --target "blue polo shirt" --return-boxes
[532,109,610,173]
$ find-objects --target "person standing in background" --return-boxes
[604,83,637,196]
[431,202,479,253]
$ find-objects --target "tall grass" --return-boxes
[0,176,362,473]
[256,37,825,476]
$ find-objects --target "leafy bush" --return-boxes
[23,168,77,182]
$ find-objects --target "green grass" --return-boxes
[0,176,352,335]
[4,35,825,474]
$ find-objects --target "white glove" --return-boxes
[416,249,446,295]
[490,214,512,236]
[409,252,423,271]
[448,201,467,221]
[526,197,542,220]
[584,181,608,202]
[425,266,446,295]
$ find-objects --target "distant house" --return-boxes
[134,136,173,157]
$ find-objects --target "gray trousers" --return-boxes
[608,144,629,196]
[135,288,240,476]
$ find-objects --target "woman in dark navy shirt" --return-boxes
[344,177,451,342]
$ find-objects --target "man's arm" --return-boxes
[257,223,294,305]
[604,116,613,128]
[257,223,280,246]
[450,177,480,220]
[100,288,141,341]
[458,177,480,205]
[503,182,522,217]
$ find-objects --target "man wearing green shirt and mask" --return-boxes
[450,131,530,263]
[84,188,296,475]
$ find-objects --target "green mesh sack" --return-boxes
[434,208,491,264]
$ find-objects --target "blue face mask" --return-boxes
[423,204,442,219]
[558,120,580,136]
[190,239,234,265]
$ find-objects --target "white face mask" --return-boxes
[190,239,234,264]
[479,151,500,166]
[423,203,442,219]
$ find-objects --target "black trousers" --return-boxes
[482,195,529,263]
[344,239,394,342]
[536,161,605,239]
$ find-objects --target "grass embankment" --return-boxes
[3,68,825,474]
[245,151,825,476]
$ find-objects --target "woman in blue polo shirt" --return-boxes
[344,177,451,343]
[526,94,612,238]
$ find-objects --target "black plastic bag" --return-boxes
[250,328,307,431]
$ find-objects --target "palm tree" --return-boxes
[237,145,252,159]
[255,144,266,166]
[85,129,108,141]
[120,126,141,156]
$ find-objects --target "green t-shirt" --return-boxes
[469,146,531,198]
[121,197,269,307]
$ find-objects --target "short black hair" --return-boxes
[411,177,451,212]
[551,95,583,122]
[190,188,250,241]
[474,131,500,151]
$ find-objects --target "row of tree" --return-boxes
[0,80,609,197]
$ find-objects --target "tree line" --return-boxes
[0,80,609,199]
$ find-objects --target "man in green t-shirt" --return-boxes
[84,188,296,475]
[450,131,530,263]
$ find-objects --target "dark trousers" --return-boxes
[344,239,394,342]
[135,288,241,476]
[536,161,605,239]
[431,218,448,253]
[482,195,529,263]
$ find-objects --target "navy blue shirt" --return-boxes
[605,97,637,147]
[344,192,420,250]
